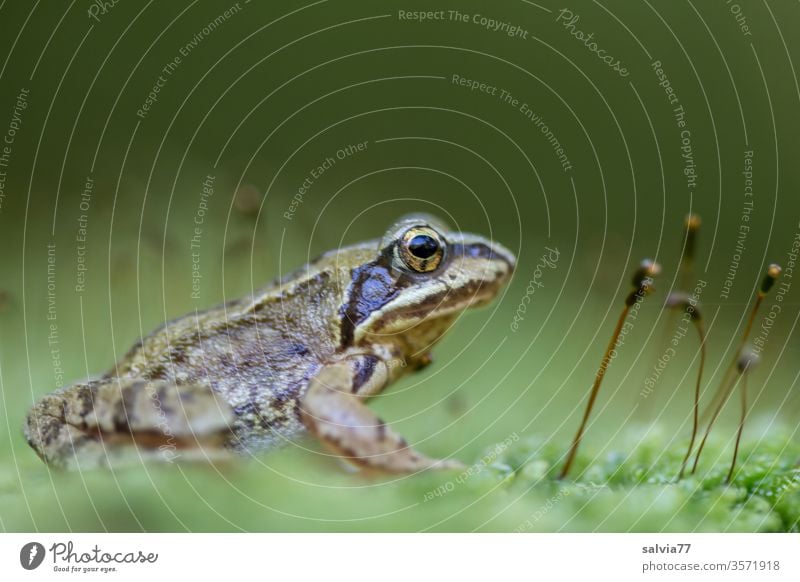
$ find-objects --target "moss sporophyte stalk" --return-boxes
[553,214,790,491]
[559,259,661,480]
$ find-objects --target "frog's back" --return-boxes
[110,264,351,448]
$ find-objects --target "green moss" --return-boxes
[1,423,797,532]
[481,428,800,532]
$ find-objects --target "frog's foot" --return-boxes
[24,378,235,470]
[300,360,464,474]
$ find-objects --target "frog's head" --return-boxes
[338,214,515,350]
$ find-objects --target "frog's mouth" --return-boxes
[398,272,512,322]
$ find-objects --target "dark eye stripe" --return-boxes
[339,253,412,347]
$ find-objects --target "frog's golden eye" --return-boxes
[397,226,445,273]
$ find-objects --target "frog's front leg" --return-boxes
[24,377,234,470]
[299,357,464,473]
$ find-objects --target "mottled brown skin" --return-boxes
[24,214,515,472]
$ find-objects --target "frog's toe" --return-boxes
[427,457,467,471]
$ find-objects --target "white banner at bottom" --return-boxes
[1,533,797,581]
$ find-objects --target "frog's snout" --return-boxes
[438,233,516,312]
[450,233,516,282]
[487,239,517,278]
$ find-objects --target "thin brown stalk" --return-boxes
[677,322,706,479]
[559,305,629,480]
[726,372,749,483]
[692,295,763,474]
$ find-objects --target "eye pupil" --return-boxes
[397,227,445,273]
[408,234,438,259]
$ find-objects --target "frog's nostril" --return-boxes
[490,244,516,274]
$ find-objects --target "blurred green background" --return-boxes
[1,0,799,532]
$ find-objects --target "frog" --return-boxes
[24,214,515,473]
